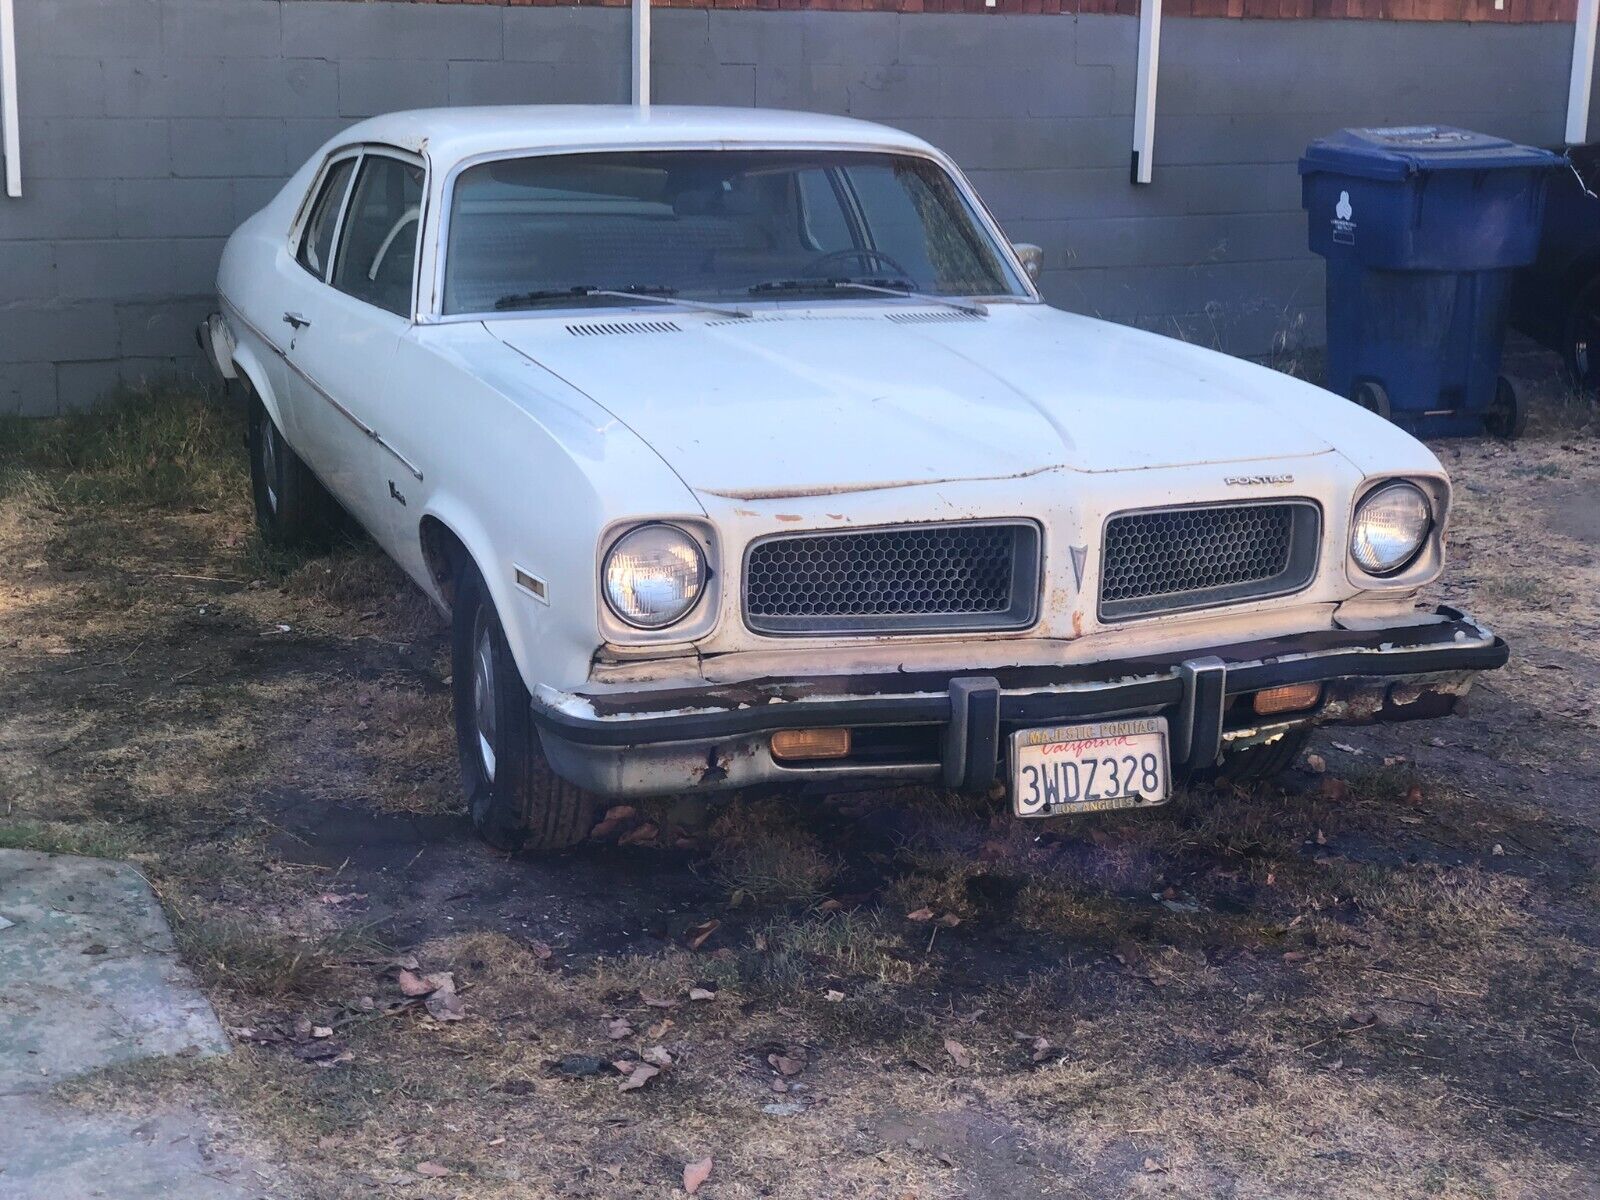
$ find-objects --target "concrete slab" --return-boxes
[0,849,229,1091]
[0,850,280,1198]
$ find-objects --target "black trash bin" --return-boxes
[1299,126,1562,438]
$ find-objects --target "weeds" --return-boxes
[168,906,381,998]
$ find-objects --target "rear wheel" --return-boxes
[1564,277,1600,398]
[1352,380,1392,422]
[1484,375,1526,440]
[247,384,336,547]
[452,560,598,851]
[1204,728,1313,786]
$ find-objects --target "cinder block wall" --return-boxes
[0,0,1580,414]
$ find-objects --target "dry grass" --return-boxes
[6,378,1600,1198]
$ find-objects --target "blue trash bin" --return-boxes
[1299,126,1562,438]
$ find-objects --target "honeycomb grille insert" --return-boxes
[1099,502,1319,621]
[745,523,1039,635]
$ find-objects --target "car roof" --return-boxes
[330,105,938,166]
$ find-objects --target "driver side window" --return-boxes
[331,155,425,318]
[295,157,355,281]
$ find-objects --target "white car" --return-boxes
[202,105,1507,850]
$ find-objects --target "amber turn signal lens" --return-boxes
[770,728,852,762]
[1252,682,1322,716]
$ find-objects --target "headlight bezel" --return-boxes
[598,519,717,640]
[1346,476,1446,585]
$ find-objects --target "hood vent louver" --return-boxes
[883,309,984,325]
[566,319,682,337]
[704,313,877,327]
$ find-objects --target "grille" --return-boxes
[745,522,1039,636]
[1099,501,1320,621]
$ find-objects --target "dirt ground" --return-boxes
[2,345,1598,1199]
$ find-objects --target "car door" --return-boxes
[280,148,426,545]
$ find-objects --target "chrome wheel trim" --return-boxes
[472,619,498,784]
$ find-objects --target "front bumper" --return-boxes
[531,607,1507,798]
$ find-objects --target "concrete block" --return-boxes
[55,361,127,412]
[21,119,171,180]
[0,242,57,302]
[115,178,238,239]
[15,0,162,60]
[0,363,59,417]
[652,10,716,65]
[13,56,106,119]
[233,176,290,224]
[707,11,804,68]
[282,1,502,62]
[337,59,449,118]
[222,57,340,119]
[54,238,224,302]
[169,118,288,178]
[161,0,283,57]
[899,15,1074,70]
[504,6,629,65]
[653,62,756,109]
[117,299,219,359]
[0,303,120,365]
[754,63,852,115]
[0,180,118,240]
[103,57,228,119]
[446,61,626,108]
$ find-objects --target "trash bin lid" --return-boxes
[1299,126,1563,181]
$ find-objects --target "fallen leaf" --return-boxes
[426,986,466,1022]
[1492,842,1505,856]
[618,1063,661,1092]
[1405,784,1425,805]
[317,1049,355,1069]
[1305,752,1327,774]
[487,1136,506,1147]
[605,1017,635,1041]
[646,1018,673,1039]
[1143,1156,1168,1174]
[415,1161,450,1178]
[816,898,842,913]
[588,818,623,841]
[824,989,845,1002]
[604,804,637,823]
[1030,1036,1052,1063]
[944,1038,972,1069]
[396,969,436,998]
[527,940,554,960]
[1314,828,1328,846]
[643,1045,674,1068]
[937,913,962,928]
[311,1026,334,1040]
[683,1156,713,1195]
[767,1052,805,1077]
[642,993,680,1009]
[688,987,717,1002]
[686,919,721,951]
[1319,777,1350,802]
[906,907,935,922]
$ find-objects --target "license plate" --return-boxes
[1011,717,1171,816]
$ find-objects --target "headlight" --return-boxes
[1350,481,1432,575]
[603,524,706,629]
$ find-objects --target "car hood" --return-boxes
[488,304,1341,501]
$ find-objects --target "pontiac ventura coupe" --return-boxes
[202,106,1508,850]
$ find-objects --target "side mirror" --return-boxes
[1011,242,1044,284]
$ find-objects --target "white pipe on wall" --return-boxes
[1568,0,1599,145]
[1,0,20,198]
[1131,0,1162,185]
[631,0,651,109]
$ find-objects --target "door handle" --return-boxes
[282,312,311,330]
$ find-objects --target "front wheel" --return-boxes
[1563,276,1600,398]
[1203,728,1312,786]
[452,561,598,851]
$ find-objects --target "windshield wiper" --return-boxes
[749,277,986,316]
[492,285,749,319]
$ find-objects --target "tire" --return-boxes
[1204,728,1313,786]
[1563,276,1600,398]
[247,385,336,548]
[452,560,598,851]
[1484,375,1526,440]
[1352,380,1392,422]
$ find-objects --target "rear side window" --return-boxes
[295,158,355,280]
[332,155,425,317]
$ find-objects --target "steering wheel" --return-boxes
[367,206,421,282]
[802,246,912,280]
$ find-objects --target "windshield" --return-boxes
[441,149,1026,315]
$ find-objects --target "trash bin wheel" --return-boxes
[1484,375,1527,440]
[1352,380,1392,421]
[1563,276,1600,398]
